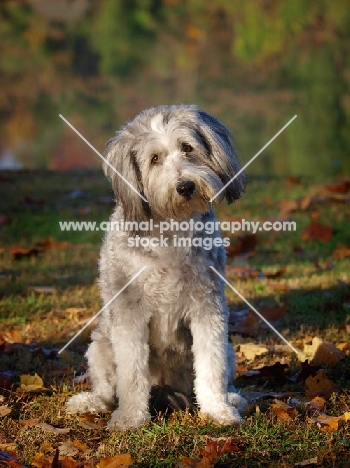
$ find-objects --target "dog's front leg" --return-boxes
[108,317,151,431]
[190,313,241,425]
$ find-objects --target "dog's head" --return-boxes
[103,105,246,225]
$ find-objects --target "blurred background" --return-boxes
[0,0,349,176]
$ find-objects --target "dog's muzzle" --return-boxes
[176,180,196,199]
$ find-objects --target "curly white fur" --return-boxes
[66,104,247,431]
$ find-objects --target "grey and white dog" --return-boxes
[66,104,247,431]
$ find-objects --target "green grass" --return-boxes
[0,170,349,467]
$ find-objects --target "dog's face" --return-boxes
[103,105,246,224]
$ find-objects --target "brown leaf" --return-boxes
[305,396,326,411]
[264,267,287,279]
[279,199,299,214]
[259,303,287,321]
[8,245,41,260]
[0,330,24,344]
[325,180,350,193]
[34,238,69,250]
[72,440,89,452]
[304,370,339,398]
[301,223,332,242]
[58,441,79,458]
[96,453,134,468]
[286,176,301,185]
[332,243,350,259]
[226,234,257,257]
[311,339,344,366]
[0,405,11,417]
[229,310,259,335]
[271,399,297,421]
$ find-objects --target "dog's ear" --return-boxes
[197,110,247,203]
[103,131,151,226]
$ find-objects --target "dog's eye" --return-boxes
[181,143,193,153]
[151,154,159,164]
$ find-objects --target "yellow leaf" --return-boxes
[17,373,44,392]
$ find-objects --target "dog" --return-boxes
[66,104,247,431]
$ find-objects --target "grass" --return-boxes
[0,170,349,467]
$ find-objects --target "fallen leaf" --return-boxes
[229,310,259,335]
[279,199,299,214]
[286,176,301,185]
[259,303,287,322]
[17,373,44,392]
[226,234,257,257]
[34,238,69,250]
[8,245,41,260]
[301,223,332,242]
[332,243,350,259]
[72,439,89,452]
[36,423,70,435]
[304,370,339,398]
[96,453,134,468]
[295,457,318,466]
[0,405,11,417]
[307,414,343,432]
[264,267,287,279]
[0,330,24,344]
[305,396,326,411]
[325,180,350,193]
[271,399,297,421]
[302,337,344,366]
[239,343,269,360]
[58,441,79,458]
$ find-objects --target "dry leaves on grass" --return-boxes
[308,411,350,432]
[270,399,298,421]
[178,437,241,467]
[30,449,134,468]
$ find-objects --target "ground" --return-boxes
[0,170,349,467]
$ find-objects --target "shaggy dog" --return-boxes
[66,104,247,431]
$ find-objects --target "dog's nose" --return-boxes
[176,180,196,198]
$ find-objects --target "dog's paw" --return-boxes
[227,392,248,413]
[66,392,110,414]
[107,408,151,431]
[202,403,242,426]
